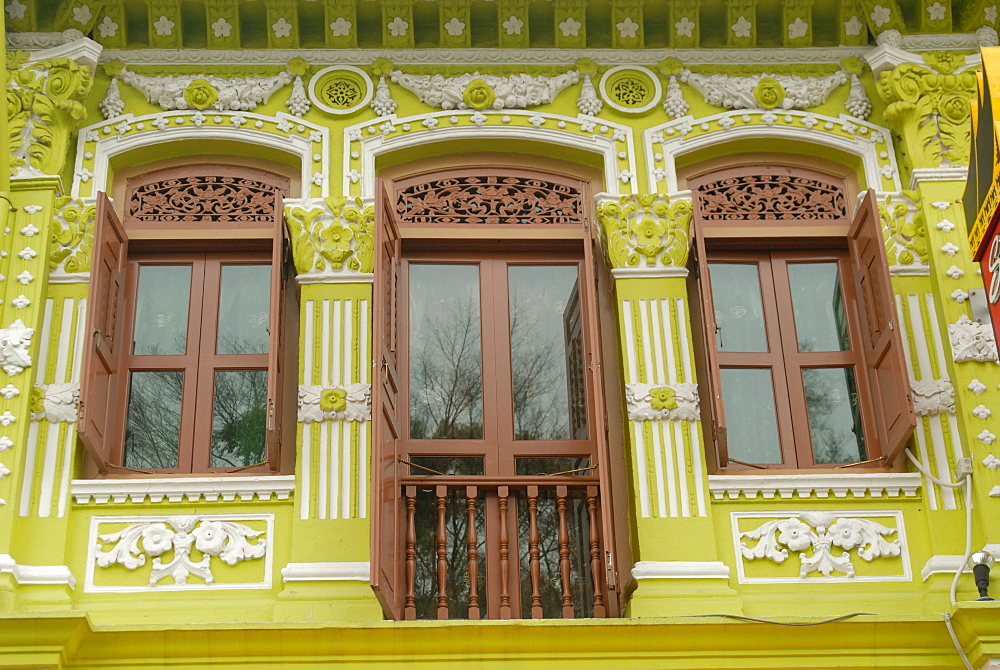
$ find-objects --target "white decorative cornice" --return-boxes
[23,35,102,70]
[631,561,730,580]
[909,167,970,186]
[708,473,922,501]
[70,475,295,504]
[920,545,1000,581]
[6,29,84,49]
[281,561,369,582]
[866,45,981,78]
[0,554,76,588]
[611,266,689,279]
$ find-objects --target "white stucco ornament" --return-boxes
[625,383,699,421]
[0,320,33,376]
[297,384,371,423]
[740,512,901,578]
[678,68,854,114]
[969,379,987,394]
[910,378,955,417]
[389,70,580,111]
[0,385,19,400]
[949,315,999,363]
[31,383,80,423]
[94,516,266,586]
[115,65,294,112]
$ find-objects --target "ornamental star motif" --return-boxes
[272,17,292,38]
[330,17,351,36]
[211,17,232,37]
[153,14,174,36]
[871,4,891,27]
[388,16,408,37]
[5,0,26,20]
[616,17,639,38]
[926,2,946,21]
[732,16,751,38]
[502,15,523,35]
[97,15,118,37]
[675,16,695,37]
[787,17,808,39]
[444,17,465,36]
[844,16,863,35]
[559,17,581,37]
[72,4,91,24]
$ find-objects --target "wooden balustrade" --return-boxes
[400,479,605,620]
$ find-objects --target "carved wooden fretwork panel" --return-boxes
[128,176,284,224]
[395,175,584,226]
[695,173,848,222]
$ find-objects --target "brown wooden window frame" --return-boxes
[689,166,916,474]
[78,165,295,477]
[370,166,633,621]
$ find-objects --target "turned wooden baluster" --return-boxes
[404,486,417,620]
[498,485,512,619]
[435,484,449,619]
[587,486,606,617]
[527,485,543,619]
[556,485,574,618]
[465,485,480,620]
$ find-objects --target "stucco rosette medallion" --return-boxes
[298,384,372,422]
[740,512,902,579]
[94,515,266,586]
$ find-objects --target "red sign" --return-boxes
[981,230,1000,338]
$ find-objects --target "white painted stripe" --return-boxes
[342,299,353,387]
[304,301,315,386]
[674,420,690,517]
[321,300,331,387]
[649,300,665,386]
[895,296,915,380]
[928,415,957,510]
[638,300,654,385]
[300,427,311,520]
[913,421,938,511]
[945,413,966,483]
[341,420,351,517]
[358,421,367,518]
[329,420,340,519]
[622,300,638,383]
[19,421,40,517]
[317,422,328,519]
[360,299,370,385]
[660,299,676,385]
[71,300,87,380]
[676,299,693,384]
[925,294,949,381]
[907,295,933,379]
[633,424,651,518]
[38,425,60,517]
[651,421,670,517]
[57,426,74,517]
[54,298,73,382]
[34,300,54,384]
[331,300,342,386]
[691,421,707,517]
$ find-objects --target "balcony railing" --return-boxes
[400,478,607,620]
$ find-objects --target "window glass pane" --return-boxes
[509,266,587,441]
[409,265,484,439]
[217,265,271,355]
[132,265,191,355]
[708,263,768,353]
[803,367,866,464]
[720,368,782,464]
[408,456,484,476]
[787,262,851,352]
[210,369,268,468]
[123,371,183,469]
[515,457,590,476]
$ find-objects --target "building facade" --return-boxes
[2,1,1000,667]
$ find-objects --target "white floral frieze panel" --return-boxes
[86,514,273,592]
[625,382,699,421]
[297,383,371,422]
[731,510,910,584]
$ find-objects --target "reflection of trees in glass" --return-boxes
[124,371,184,469]
[803,367,866,464]
[410,268,484,439]
[211,369,267,468]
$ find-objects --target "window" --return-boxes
[370,167,631,620]
[689,166,915,471]
[78,166,295,475]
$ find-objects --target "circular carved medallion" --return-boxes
[598,65,662,114]
[308,65,373,115]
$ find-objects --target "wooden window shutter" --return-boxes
[265,198,287,471]
[585,223,633,611]
[78,193,129,472]
[848,189,916,465]
[371,178,403,619]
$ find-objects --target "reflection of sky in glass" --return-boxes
[211,369,267,467]
[788,263,850,352]
[720,368,781,464]
[217,265,271,355]
[509,266,585,441]
[133,265,191,355]
[409,265,484,439]
[803,367,865,464]
[708,263,767,353]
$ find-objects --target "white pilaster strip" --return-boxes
[633,424,651,518]
[658,420,676,517]
[638,300,654,385]
[358,299,369,518]
[677,299,706,516]
[20,299,54,517]
[331,300,342,386]
[674,420,690,517]
[649,300,666,385]
[341,420,351,518]
[329,419,340,519]
[301,300,315,520]
[661,299,677,385]
[899,294,938,510]
[676,299,693,384]
[38,300,75,517]
[320,300,331,387]
[59,299,88,518]
[18,422,40,517]
[622,300,638,383]
[317,421,328,520]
